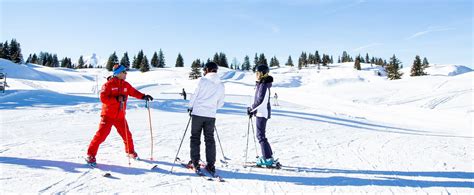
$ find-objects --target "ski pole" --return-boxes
[250,117,259,158]
[214,126,228,164]
[123,101,131,166]
[244,116,251,165]
[146,100,154,160]
[170,115,192,173]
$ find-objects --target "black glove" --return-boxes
[143,94,153,101]
[187,108,192,116]
[116,95,126,102]
[247,107,254,118]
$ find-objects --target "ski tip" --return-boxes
[103,173,112,177]
[151,165,158,170]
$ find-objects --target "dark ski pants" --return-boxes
[190,115,216,167]
[87,116,135,157]
[256,117,273,159]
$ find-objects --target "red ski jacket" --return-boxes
[100,77,145,119]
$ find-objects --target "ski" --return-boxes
[130,157,159,170]
[199,160,225,182]
[176,157,212,180]
[243,161,282,169]
[85,160,112,177]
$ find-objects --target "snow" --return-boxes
[0,59,473,194]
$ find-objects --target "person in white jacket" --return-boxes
[187,62,225,173]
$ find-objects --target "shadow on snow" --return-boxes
[1,156,472,188]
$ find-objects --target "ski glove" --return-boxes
[143,94,153,101]
[247,107,255,118]
[187,108,192,116]
[116,95,126,102]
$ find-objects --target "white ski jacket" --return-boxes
[189,73,225,118]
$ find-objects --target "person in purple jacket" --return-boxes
[247,65,277,166]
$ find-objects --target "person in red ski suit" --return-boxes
[86,64,153,164]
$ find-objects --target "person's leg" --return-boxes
[256,117,273,159]
[87,117,113,157]
[203,117,216,167]
[190,115,204,168]
[115,118,135,156]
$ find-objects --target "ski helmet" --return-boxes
[203,62,219,72]
[255,65,269,74]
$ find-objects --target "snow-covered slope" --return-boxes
[0,59,472,194]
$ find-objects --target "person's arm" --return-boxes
[100,82,118,105]
[125,82,145,100]
[217,83,225,109]
[189,78,203,109]
[250,83,269,112]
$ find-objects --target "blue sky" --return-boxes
[1,0,472,68]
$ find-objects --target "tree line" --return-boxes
[0,39,431,80]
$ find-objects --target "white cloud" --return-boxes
[353,43,382,52]
[406,27,455,40]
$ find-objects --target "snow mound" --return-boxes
[0,59,91,82]
[427,64,472,76]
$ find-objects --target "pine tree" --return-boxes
[61,57,68,68]
[386,54,403,80]
[422,57,429,69]
[26,54,32,63]
[315,51,321,65]
[120,52,130,69]
[157,49,165,68]
[253,53,258,71]
[269,56,279,67]
[410,55,426,76]
[242,55,251,71]
[213,53,220,65]
[31,53,38,64]
[189,58,202,79]
[365,53,370,64]
[140,55,150,72]
[52,54,59,67]
[286,55,294,67]
[0,41,10,59]
[354,56,361,70]
[218,52,229,68]
[298,52,305,70]
[9,39,23,63]
[77,55,85,69]
[150,51,158,67]
[106,52,119,71]
[132,50,144,69]
[175,53,184,67]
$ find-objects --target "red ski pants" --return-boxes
[87,116,135,157]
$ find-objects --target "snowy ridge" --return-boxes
[0,59,473,194]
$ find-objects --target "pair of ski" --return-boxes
[243,161,282,169]
[176,157,224,182]
[85,157,159,178]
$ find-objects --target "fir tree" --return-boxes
[120,52,130,69]
[9,39,23,63]
[26,54,32,63]
[270,56,280,67]
[140,55,150,72]
[365,53,370,64]
[386,54,403,80]
[106,52,119,71]
[77,55,85,69]
[150,51,158,67]
[0,42,4,59]
[52,54,59,67]
[218,52,229,68]
[354,56,361,70]
[315,51,321,65]
[157,49,165,68]
[132,50,144,69]
[189,58,202,79]
[242,55,251,71]
[286,55,294,67]
[175,53,184,67]
[213,53,220,64]
[253,53,258,71]
[422,57,429,69]
[410,55,426,76]
[31,53,38,64]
